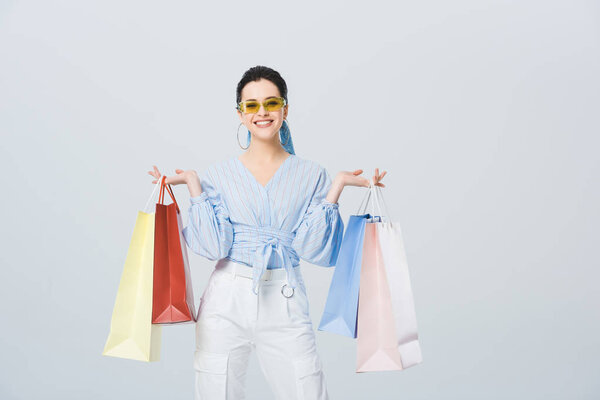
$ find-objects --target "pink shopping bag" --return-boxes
[356,221,403,372]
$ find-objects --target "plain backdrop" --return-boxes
[1,1,598,399]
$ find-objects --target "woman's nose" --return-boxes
[257,104,269,115]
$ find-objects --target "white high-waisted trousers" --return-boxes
[194,258,329,400]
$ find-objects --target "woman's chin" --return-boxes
[250,131,279,141]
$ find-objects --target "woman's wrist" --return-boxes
[325,175,345,204]
[185,171,203,198]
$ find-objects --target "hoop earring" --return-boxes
[280,119,290,146]
[237,122,249,150]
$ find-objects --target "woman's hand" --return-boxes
[337,168,387,188]
[325,168,387,204]
[148,165,203,197]
[148,165,197,185]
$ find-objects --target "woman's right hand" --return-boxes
[148,165,197,186]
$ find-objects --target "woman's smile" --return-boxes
[254,119,274,127]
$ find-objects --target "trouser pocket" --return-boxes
[194,350,229,399]
[293,352,328,400]
[286,282,312,323]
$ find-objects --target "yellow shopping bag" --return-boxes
[102,181,163,362]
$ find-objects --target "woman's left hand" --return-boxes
[336,168,387,188]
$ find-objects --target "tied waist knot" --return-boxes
[231,225,299,295]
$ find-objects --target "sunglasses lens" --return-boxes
[265,98,284,111]
[243,101,260,113]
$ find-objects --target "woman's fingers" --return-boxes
[366,168,386,188]
[148,170,159,183]
[373,168,387,185]
[149,165,163,183]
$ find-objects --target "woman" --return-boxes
[148,65,386,400]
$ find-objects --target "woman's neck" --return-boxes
[242,138,289,164]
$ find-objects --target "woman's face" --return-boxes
[237,78,288,146]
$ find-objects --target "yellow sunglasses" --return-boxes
[236,97,287,113]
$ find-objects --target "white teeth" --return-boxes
[255,120,272,125]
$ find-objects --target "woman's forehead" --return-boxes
[241,79,280,101]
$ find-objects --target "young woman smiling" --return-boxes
[149,65,386,400]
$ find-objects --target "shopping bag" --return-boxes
[152,176,196,324]
[102,180,163,362]
[318,213,370,338]
[356,217,403,372]
[376,195,422,368]
[356,185,422,372]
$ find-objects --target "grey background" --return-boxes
[1,0,598,399]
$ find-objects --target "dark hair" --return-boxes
[236,65,288,106]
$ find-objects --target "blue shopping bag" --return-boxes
[318,213,371,338]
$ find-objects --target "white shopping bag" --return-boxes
[370,186,422,369]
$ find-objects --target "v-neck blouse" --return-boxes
[182,154,344,294]
[235,154,291,190]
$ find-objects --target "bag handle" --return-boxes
[375,185,392,222]
[357,187,372,215]
[369,184,385,222]
[371,185,391,222]
[158,176,180,213]
[143,177,163,214]
[356,183,387,222]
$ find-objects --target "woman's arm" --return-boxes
[183,170,203,197]
[148,165,233,260]
[291,166,386,266]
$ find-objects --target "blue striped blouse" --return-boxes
[182,154,344,294]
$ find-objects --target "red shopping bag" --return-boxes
[152,176,196,324]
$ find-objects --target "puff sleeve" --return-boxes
[182,169,234,260]
[291,166,344,267]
